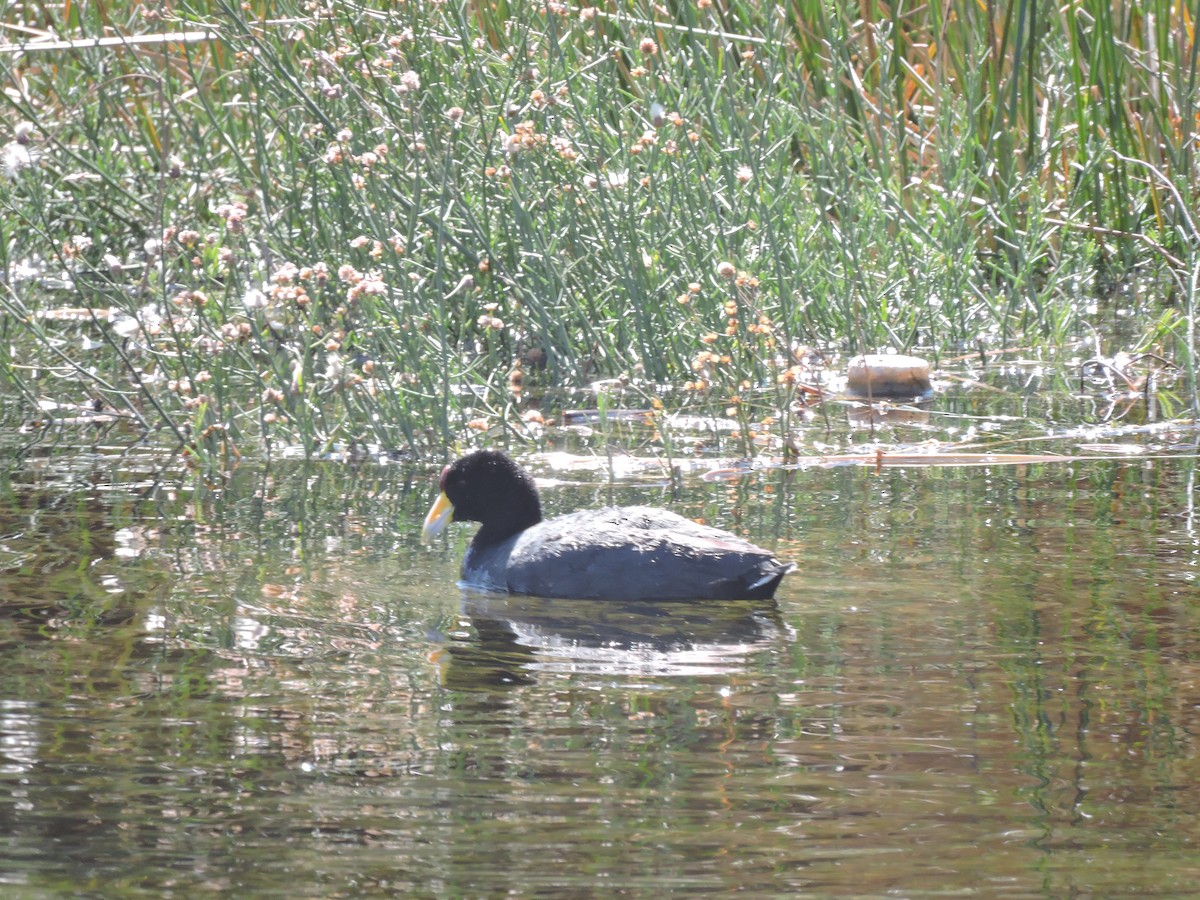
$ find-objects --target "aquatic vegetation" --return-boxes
[0,0,1197,466]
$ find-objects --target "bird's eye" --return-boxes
[438,465,451,490]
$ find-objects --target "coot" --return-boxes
[422,450,794,601]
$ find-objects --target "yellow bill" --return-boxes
[421,491,454,543]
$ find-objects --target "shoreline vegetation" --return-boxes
[1,0,1197,465]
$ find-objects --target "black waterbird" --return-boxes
[422,450,795,602]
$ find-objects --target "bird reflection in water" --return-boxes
[434,589,793,690]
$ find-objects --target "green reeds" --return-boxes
[0,0,1196,465]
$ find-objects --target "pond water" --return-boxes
[1,373,1199,896]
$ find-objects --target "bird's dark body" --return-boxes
[462,505,791,601]
[427,450,794,602]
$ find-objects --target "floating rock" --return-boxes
[847,354,933,399]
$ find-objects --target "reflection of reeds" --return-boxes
[0,0,1196,466]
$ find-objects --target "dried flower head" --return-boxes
[2,142,33,178]
[399,70,421,93]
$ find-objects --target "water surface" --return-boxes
[1,387,1199,896]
